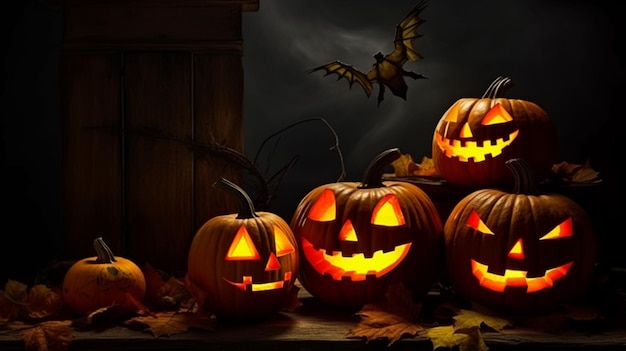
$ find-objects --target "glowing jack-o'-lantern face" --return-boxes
[466,211,574,293]
[432,76,558,188]
[186,178,299,321]
[443,159,598,313]
[302,191,412,281]
[291,148,443,310]
[224,225,295,291]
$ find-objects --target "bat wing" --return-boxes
[307,60,373,97]
[386,0,427,65]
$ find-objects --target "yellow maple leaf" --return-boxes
[453,309,512,332]
[423,325,488,351]
[126,310,215,337]
[22,320,73,351]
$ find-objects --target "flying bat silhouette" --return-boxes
[307,1,428,106]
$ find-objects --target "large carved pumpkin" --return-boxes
[432,76,558,188]
[443,158,598,313]
[186,178,299,321]
[290,148,442,309]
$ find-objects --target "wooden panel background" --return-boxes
[60,54,123,260]
[124,52,194,273]
[58,0,256,274]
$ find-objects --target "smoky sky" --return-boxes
[240,0,623,217]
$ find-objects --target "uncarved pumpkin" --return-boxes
[290,148,443,310]
[432,76,558,188]
[443,158,598,313]
[186,177,299,321]
[62,237,146,315]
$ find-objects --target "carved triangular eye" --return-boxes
[466,210,494,234]
[274,225,295,256]
[372,194,405,226]
[540,218,573,240]
[307,189,336,221]
[226,226,260,260]
[481,103,513,125]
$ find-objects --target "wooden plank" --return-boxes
[124,52,193,274]
[60,53,123,260]
[1,284,625,350]
[192,53,243,230]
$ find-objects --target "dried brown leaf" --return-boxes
[21,320,73,351]
[391,153,415,177]
[346,283,426,345]
[27,285,64,320]
[347,303,423,346]
[0,280,29,321]
[126,310,215,337]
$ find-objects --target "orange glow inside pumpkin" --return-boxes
[303,191,411,281]
[224,225,295,291]
[465,211,575,292]
[435,103,519,162]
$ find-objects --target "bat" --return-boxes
[307,1,428,106]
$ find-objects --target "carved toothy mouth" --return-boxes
[301,238,411,281]
[435,130,519,162]
[224,272,292,291]
[471,259,573,293]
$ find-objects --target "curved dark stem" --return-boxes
[253,117,347,182]
[213,177,259,219]
[481,76,514,99]
[505,158,538,195]
[359,148,401,189]
[93,237,116,264]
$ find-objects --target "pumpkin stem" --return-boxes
[214,177,259,219]
[505,158,538,195]
[481,76,514,99]
[359,148,401,189]
[93,237,117,263]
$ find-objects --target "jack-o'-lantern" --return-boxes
[291,148,442,310]
[432,76,558,188]
[186,178,299,321]
[443,158,598,313]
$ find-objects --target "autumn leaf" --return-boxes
[411,156,438,176]
[346,283,424,345]
[453,309,512,332]
[21,320,73,351]
[27,285,64,320]
[126,310,215,337]
[391,153,415,177]
[0,280,30,321]
[422,325,488,351]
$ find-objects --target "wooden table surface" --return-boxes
[2,281,626,351]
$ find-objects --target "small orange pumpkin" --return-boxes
[62,237,146,315]
[186,177,299,321]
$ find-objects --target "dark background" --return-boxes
[2,0,624,284]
